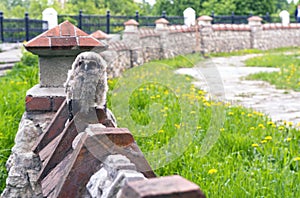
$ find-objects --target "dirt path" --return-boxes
[177,54,300,125]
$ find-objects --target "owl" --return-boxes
[64,52,108,114]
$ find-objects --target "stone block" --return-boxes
[39,56,75,87]
[119,175,206,198]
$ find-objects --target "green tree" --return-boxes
[152,0,204,16]
[233,0,276,15]
[202,0,236,15]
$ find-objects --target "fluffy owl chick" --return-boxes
[64,51,108,114]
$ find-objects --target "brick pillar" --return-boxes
[24,21,107,112]
[248,16,263,49]
[197,15,214,53]
[122,19,143,67]
[154,18,171,59]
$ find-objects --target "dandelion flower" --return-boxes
[287,138,292,142]
[287,121,293,126]
[261,140,267,144]
[197,126,202,129]
[158,129,164,133]
[250,127,255,130]
[247,113,253,117]
[252,143,259,147]
[278,126,285,130]
[228,112,234,116]
[219,128,225,132]
[258,124,265,129]
[265,136,272,140]
[208,168,218,174]
[293,157,300,161]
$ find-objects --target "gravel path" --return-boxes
[177,54,300,125]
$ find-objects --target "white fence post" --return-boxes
[42,8,58,30]
[183,7,196,27]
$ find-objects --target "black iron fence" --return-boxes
[58,10,185,34]
[0,12,48,43]
[0,10,297,43]
[210,11,297,24]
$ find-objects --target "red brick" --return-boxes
[155,18,169,24]
[90,30,109,40]
[60,22,76,36]
[78,37,105,47]
[52,96,66,111]
[45,26,60,37]
[51,37,77,47]
[124,19,139,26]
[26,95,52,111]
[120,175,206,198]
[76,28,89,36]
[87,127,134,147]
[25,36,50,47]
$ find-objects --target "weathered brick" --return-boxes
[25,95,51,111]
[52,96,66,111]
[50,37,77,47]
[120,175,206,198]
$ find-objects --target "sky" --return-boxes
[146,0,156,6]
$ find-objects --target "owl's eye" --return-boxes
[85,61,97,70]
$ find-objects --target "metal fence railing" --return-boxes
[0,12,48,43]
[58,11,185,34]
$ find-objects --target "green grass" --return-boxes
[210,49,263,57]
[152,53,203,69]
[245,52,300,91]
[0,51,38,191]
[107,54,300,197]
[1,51,300,197]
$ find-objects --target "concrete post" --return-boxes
[183,7,196,27]
[197,15,213,53]
[42,8,58,30]
[122,19,143,67]
[248,16,263,49]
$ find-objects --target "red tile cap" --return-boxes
[124,19,139,26]
[197,15,213,21]
[155,18,169,24]
[248,16,263,21]
[90,30,109,40]
[24,21,106,55]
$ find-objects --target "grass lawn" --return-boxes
[0,50,299,197]
[245,50,300,91]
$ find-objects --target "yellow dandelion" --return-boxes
[197,126,202,129]
[251,143,259,147]
[156,95,161,98]
[204,102,211,107]
[208,168,218,174]
[163,114,168,117]
[265,136,272,140]
[228,112,234,116]
[247,113,253,117]
[174,124,181,129]
[258,124,265,129]
[261,140,267,144]
[250,127,255,130]
[267,121,274,126]
[278,126,285,130]
[190,111,196,114]
[293,157,300,161]
[158,129,164,133]
[287,138,292,142]
[139,87,144,92]
[164,90,169,95]
[287,121,293,126]
[219,128,225,132]
[150,96,156,99]
[241,112,245,115]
